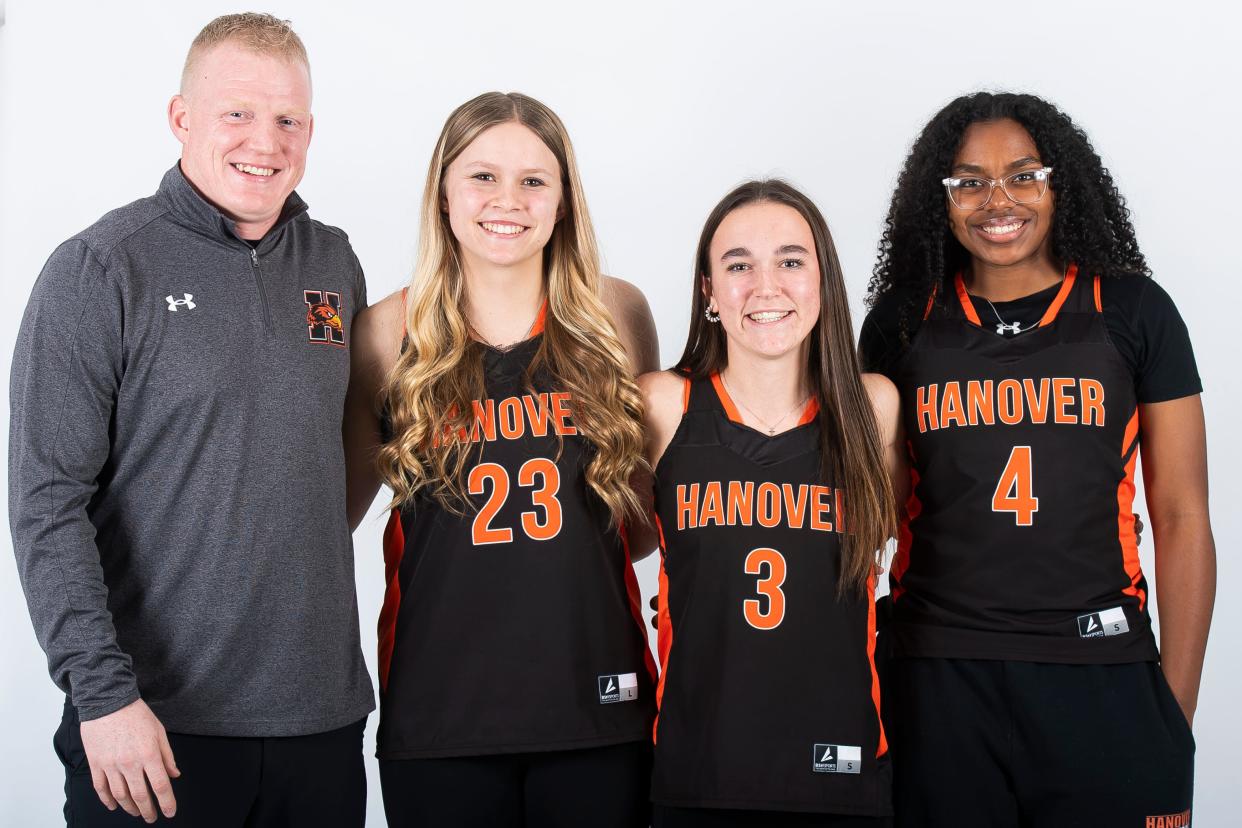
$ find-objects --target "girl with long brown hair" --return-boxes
[344,91,659,827]
[640,179,903,826]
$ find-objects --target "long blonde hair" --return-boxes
[378,92,646,527]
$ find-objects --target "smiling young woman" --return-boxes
[861,92,1215,827]
[640,180,903,827]
[343,91,660,827]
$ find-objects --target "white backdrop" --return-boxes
[2,1,1239,824]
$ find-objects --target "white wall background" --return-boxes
[2,1,1238,824]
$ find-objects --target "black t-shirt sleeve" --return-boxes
[858,295,908,380]
[1100,277,1202,403]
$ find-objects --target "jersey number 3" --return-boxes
[992,446,1039,526]
[469,459,563,545]
[743,547,787,630]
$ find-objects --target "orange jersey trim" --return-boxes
[953,263,1080,330]
[1037,263,1078,327]
[619,524,659,685]
[681,376,692,414]
[923,283,939,321]
[865,569,888,757]
[953,273,984,326]
[1117,411,1146,610]
[711,372,818,429]
[1093,274,1103,313]
[796,397,820,426]
[709,372,744,424]
[890,441,922,602]
[529,298,549,337]
[378,508,406,692]
[652,514,674,744]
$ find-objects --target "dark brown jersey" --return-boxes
[652,374,890,816]
[890,266,1158,663]
[376,313,655,759]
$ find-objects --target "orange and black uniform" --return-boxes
[377,313,656,827]
[651,375,891,827]
[861,268,1200,828]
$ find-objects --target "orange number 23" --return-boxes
[468,458,563,545]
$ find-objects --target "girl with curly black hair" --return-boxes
[860,92,1215,827]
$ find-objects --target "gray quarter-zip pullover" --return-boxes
[9,164,375,736]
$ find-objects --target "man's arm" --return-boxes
[9,240,178,821]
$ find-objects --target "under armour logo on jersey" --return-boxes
[597,673,638,704]
[1077,607,1130,638]
[812,743,861,774]
[166,293,196,311]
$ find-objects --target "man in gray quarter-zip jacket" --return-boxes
[9,13,373,827]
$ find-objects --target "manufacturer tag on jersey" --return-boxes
[812,743,861,774]
[597,672,638,704]
[1077,606,1130,638]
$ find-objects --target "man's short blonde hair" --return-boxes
[180,12,310,94]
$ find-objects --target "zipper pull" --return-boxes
[250,248,259,266]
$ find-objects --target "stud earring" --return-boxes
[705,306,720,323]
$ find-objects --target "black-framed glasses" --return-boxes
[942,166,1053,210]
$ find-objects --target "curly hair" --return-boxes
[867,91,1149,342]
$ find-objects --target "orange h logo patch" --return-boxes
[304,290,345,346]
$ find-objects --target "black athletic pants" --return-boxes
[55,699,366,827]
[380,739,652,827]
[654,805,891,827]
[883,658,1195,828]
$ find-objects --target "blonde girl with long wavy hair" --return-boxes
[344,91,659,827]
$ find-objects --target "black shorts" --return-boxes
[54,699,366,827]
[379,739,652,827]
[882,658,1194,828]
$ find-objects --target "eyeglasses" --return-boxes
[942,166,1053,210]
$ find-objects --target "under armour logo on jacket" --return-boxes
[166,294,196,311]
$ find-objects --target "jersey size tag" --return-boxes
[1077,606,1130,638]
[812,743,861,774]
[597,673,638,704]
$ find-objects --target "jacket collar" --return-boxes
[157,163,309,252]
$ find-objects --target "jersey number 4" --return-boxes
[743,547,787,630]
[468,459,563,545]
[992,446,1039,526]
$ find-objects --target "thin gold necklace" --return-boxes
[720,373,810,436]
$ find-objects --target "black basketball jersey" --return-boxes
[377,313,656,759]
[651,374,890,816]
[891,265,1158,663]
